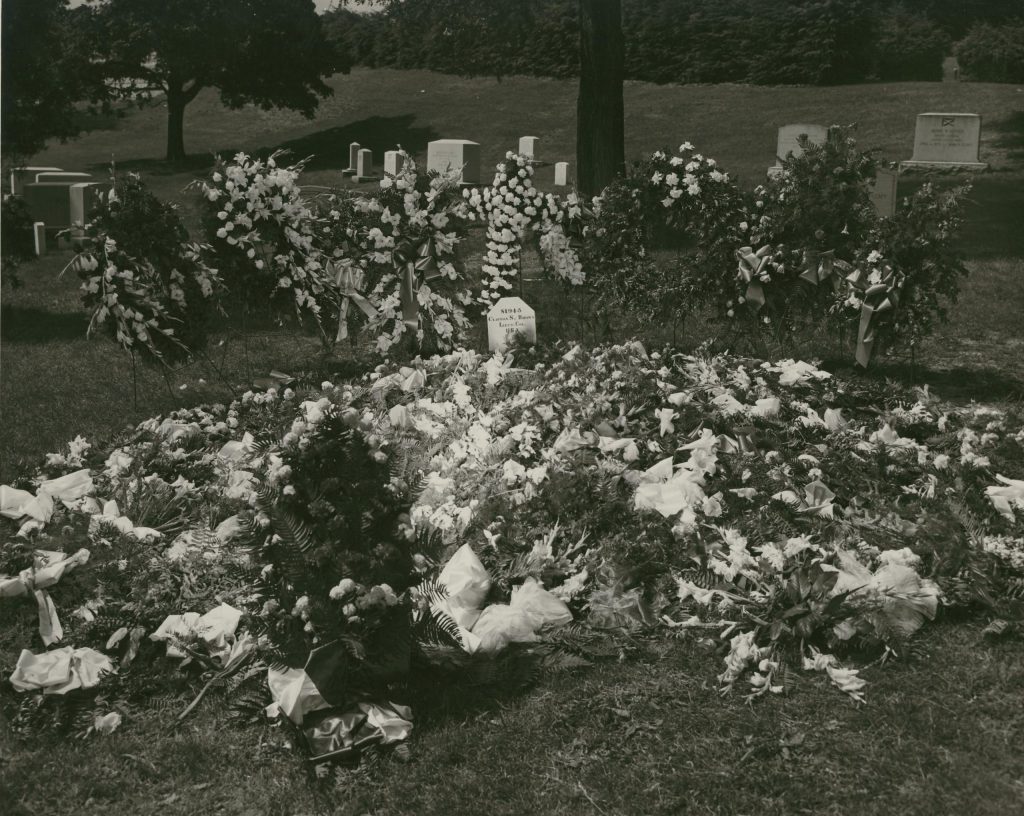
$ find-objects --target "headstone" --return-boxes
[69,182,105,226]
[35,171,92,184]
[427,139,482,185]
[23,183,74,231]
[769,124,828,177]
[355,149,378,182]
[518,136,539,159]
[942,56,960,82]
[554,162,569,187]
[33,222,46,256]
[383,150,401,176]
[487,296,537,352]
[342,142,360,176]
[10,166,62,195]
[901,113,987,170]
[869,168,898,218]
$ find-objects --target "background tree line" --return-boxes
[324,0,1024,87]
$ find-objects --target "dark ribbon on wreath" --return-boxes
[331,259,377,342]
[393,235,444,333]
[846,265,902,368]
[735,245,772,313]
[799,248,851,290]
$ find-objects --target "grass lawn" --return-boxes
[2,70,1024,815]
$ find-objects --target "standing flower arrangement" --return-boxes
[326,150,479,355]
[470,151,585,312]
[71,173,222,362]
[195,152,335,329]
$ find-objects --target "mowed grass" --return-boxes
[2,70,1024,815]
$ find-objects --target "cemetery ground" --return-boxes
[2,69,1024,814]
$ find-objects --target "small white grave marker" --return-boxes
[869,168,898,218]
[427,139,482,185]
[383,150,401,176]
[33,222,46,255]
[518,136,539,159]
[554,162,569,186]
[342,142,360,176]
[901,113,986,170]
[355,149,378,182]
[487,296,537,352]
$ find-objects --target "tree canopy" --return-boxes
[1,0,105,161]
[91,0,348,161]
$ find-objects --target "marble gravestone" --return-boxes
[554,162,569,187]
[869,169,898,218]
[33,222,46,256]
[10,166,62,196]
[518,136,539,159]
[23,183,75,232]
[901,113,986,170]
[768,124,828,177]
[342,142,360,176]
[427,139,482,185]
[36,171,91,185]
[487,296,536,352]
[383,150,401,177]
[69,182,105,226]
[355,149,378,182]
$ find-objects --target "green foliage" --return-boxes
[335,0,941,86]
[90,0,346,159]
[955,21,1024,83]
[1,194,36,286]
[73,173,221,363]
[872,11,949,81]
[0,0,108,160]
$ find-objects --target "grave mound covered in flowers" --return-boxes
[2,342,1023,758]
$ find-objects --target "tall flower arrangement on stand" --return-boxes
[195,152,336,333]
[322,151,479,355]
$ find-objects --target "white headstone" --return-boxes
[35,171,91,184]
[869,168,898,218]
[901,113,986,169]
[355,148,378,182]
[775,124,828,163]
[10,166,62,195]
[384,150,401,176]
[342,142,360,176]
[69,182,105,226]
[487,296,537,352]
[427,139,482,185]
[33,222,46,256]
[554,161,569,187]
[518,136,539,159]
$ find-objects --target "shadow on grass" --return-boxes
[263,114,440,171]
[989,109,1024,161]
[83,114,440,178]
[826,358,1024,401]
[1,305,90,343]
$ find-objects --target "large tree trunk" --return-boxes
[577,0,624,197]
[166,86,186,162]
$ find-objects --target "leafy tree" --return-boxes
[90,0,347,162]
[1,0,106,161]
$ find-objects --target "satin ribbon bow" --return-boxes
[736,245,772,313]
[393,236,444,332]
[800,249,850,289]
[846,265,902,368]
[332,260,377,342]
